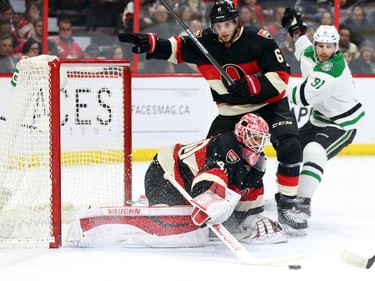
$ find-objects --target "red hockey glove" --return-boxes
[118,32,158,54]
[190,182,240,226]
[281,8,307,38]
[228,75,262,102]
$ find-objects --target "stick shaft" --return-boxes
[160,0,234,86]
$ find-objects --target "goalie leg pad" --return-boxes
[66,206,209,248]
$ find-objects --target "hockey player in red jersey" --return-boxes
[119,0,304,232]
[144,113,286,244]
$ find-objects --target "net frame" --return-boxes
[0,57,132,248]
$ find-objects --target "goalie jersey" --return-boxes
[287,35,365,130]
[152,131,265,214]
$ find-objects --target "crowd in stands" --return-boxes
[0,0,374,74]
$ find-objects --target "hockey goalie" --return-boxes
[69,113,286,247]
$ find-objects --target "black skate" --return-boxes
[275,193,307,236]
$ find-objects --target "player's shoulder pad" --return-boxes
[242,26,273,40]
[314,52,346,78]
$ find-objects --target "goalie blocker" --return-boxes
[67,205,209,248]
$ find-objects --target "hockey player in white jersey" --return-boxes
[280,8,365,234]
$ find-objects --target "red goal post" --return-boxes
[0,55,132,248]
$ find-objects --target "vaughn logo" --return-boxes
[107,207,141,215]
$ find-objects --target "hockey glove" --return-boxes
[228,75,261,102]
[237,215,287,244]
[281,8,307,38]
[118,32,158,54]
[190,183,241,226]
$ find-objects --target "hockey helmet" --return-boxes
[234,113,270,154]
[313,25,340,52]
[209,0,238,31]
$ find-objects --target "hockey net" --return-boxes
[0,55,132,248]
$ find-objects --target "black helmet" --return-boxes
[209,0,238,24]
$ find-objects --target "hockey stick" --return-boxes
[277,0,302,48]
[160,0,234,86]
[164,173,303,266]
[341,251,375,269]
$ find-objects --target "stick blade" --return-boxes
[341,251,369,268]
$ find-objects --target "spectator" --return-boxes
[122,0,153,32]
[341,5,374,46]
[178,0,206,21]
[238,5,258,27]
[105,43,124,59]
[54,19,83,59]
[319,10,333,26]
[30,17,58,56]
[14,1,41,40]
[342,50,352,65]
[0,34,18,73]
[264,6,285,37]
[179,5,194,26]
[141,4,179,73]
[305,24,318,42]
[240,0,265,28]
[21,37,41,57]
[302,0,332,24]
[0,17,23,54]
[82,43,101,59]
[349,40,375,74]
[339,25,359,59]
[0,2,13,22]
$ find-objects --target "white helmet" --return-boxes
[313,25,340,52]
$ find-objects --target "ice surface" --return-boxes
[0,156,374,280]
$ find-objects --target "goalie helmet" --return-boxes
[209,0,239,31]
[234,113,270,155]
[313,25,340,52]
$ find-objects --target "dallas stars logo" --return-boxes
[321,61,333,72]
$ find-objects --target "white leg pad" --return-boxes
[66,205,209,248]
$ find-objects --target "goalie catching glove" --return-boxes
[281,8,307,38]
[118,32,158,54]
[190,183,241,226]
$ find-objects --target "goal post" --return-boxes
[0,55,132,248]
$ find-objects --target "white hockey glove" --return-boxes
[236,215,287,244]
[190,183,241,226]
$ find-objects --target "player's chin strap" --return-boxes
[164,173,304,267]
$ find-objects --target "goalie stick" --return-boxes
[163,173,303,266]
[341,251,375,269]
[160,0,234,86]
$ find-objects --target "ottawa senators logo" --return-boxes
[257,29,273,39]
[226,149,240,163]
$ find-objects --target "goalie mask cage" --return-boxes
[0,55,132,248]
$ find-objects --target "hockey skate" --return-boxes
[235,214,287,244]
[275,193,307,236]
[294,197,311,220]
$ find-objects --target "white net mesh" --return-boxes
[0,55,131,247]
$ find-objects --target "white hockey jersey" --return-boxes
[287,35,365,130]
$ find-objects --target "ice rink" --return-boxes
[0,156,374,280]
